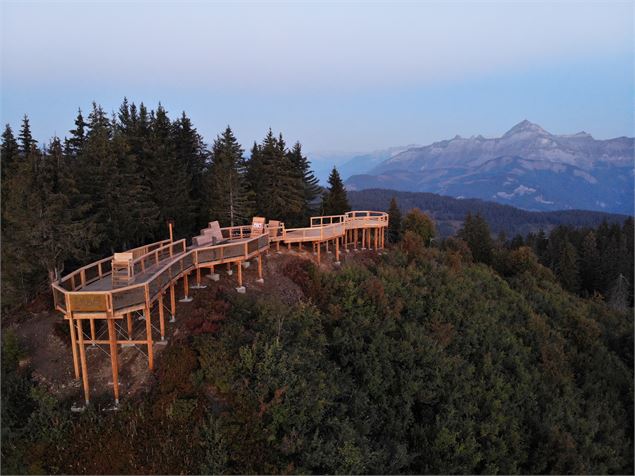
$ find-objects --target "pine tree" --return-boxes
[556,239,580,294]
[18,115,37,156]
[64,108,87,157]
[1,124,20,183]
[286,142,321,226]
[173,112,209,229]
[254,130,303,222]
[458,212,494,264]
[387,196,402,243]
[146,104,195,238]
[321,167,350,216]
[579,231,600,294]
[207,126,250,226]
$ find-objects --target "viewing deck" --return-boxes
[52,210,388,406]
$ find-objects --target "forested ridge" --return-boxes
[1,102,633,475]
[349,188,631,237]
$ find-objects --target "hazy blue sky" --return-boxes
[2,1,633,162]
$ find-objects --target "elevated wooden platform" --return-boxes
[51,211,388,406]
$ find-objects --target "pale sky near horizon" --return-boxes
[1,1,633,162]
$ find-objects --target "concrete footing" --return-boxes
[227,270,233,276]
[179,296,193,303]
[190,284,207,289]
[207,273,220,281]
[242,261,251,268]
[236,286,246,294]
[169,315,176,323]
[255,278,264,284]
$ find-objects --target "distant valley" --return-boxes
[343,121,634,214]
[349,188,630,237]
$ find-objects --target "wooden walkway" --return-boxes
[51,211,388,406]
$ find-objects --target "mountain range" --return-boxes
[344,120,634,214]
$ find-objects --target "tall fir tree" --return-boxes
[579,231,600,294]
[173,112,209,229]
[458,212,494,264]
[286,142,321,226]
[253,130,303,222]
[321,167,350,216]
[207,126,250,226]
[146,104,195,238]
[64,108,87,158]
[387,196,402,243]
[556,239,580,294]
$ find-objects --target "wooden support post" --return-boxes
[258,254,263,280]
[375,228,378,250]
[237,261,243,287]
[145,304,154,370]
[354,229,358,249]
[326,240,329,253]
[126,313,133,339]
[89,318,96,343]
[287,242,291,251]
[336,235,340,262]
[317,241,321,264]
[362,229,366,249]
[183,273,189,299]
[68,315,80,379]
[76,320,90,405]
[196,267,201,287]
[276,241,280,252]
[158,293,165,341]
[107,318,120,404]
[170,283,176,318]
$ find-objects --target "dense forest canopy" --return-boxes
[1,101,633,475]
[2,227,632,474]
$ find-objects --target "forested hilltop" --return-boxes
[1,101,633,474]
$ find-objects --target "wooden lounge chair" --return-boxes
[251,217,266,236]
[111,252,135,287]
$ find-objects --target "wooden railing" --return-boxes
[131,239,187,275]
[310,215,346,227]
[284,222,345,242]
[56,239,173,294]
